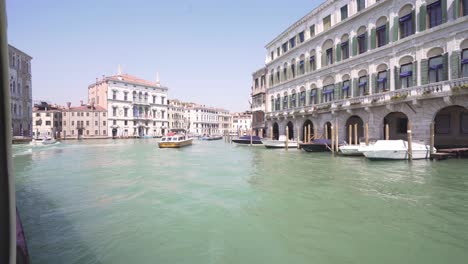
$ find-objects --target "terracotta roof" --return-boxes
[106,74,161,88]
[65,105,106,112]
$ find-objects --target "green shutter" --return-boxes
[352,36,357,56]
[454,0,460,19]
[412,61,418,87]
[334,83,341,101]
[352,78,358,97]
[451,50,460,79]
[385,22,390,45]
[393,16,399,42]
[364,32,368,52]
[394,66,401,90]
[371,73,377,94]
[419,4,426,32]
[336,44,341,62]
[442,52,449,81]
[386,69,390,90]
[305,58,310,73]
[370,28,376,49]
[441,0,447,23]
[411,10,416,34]
[421,59,429,85]
[322,51,326,67]
[317,89,322,104]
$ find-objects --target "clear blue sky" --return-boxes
[6,0,320,112]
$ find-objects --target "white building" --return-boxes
[88,71,169,138]
[32,102,62,139]
[231,111,252,135]
[255,0,468,147]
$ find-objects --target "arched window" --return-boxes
[309,84,318,105]
[283,92,288,109]
[322,76,335,103]
[399,5,414,39]
[357,26,367,54]
[309,50,316,71]
[342,74,350,99]
[376,64,389,92]
[299,87,306,106]
[375,17,388,47]
[340,35,350,60]
[357,70,368,96]
[275,95,281,110]
[299,55,306,75]
[322,40,334,66]
[271,96,275,111]
[283,63,288,81]
[399,56,414,89]
[290,90,297,108]
[427,0,443,28]
[291,59,296,78]
[276,66,281,82]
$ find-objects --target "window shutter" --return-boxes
[411,10,416,34]
[352,78,358,97]
[335,83,341,101]
[364,32,368,52]
[370,28,376,49]
[317,89,322,104]
[336,44,341,62]
[371,73,377,94]
[352,36,357,56]
[386,69,390,90]
[450,50,460,79]
[385,22,390,45]
[322,50,326,67]
[454,0,460,19]
[393,16,399,42]
[394,66,401,89]
[441,0,447,23]
[419,4,426,32]
[412,61,418,87]
[420,59,429,85]
[442,52,449,81]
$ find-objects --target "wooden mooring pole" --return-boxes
[354,123,358,145]
[285,127,289,151]
[385,124,389,140]
[307,124,311,143]
[365,122,369,146]
[325,124,329,140]
[335,120,339,152]
[304,126,307,143]
[407,122,413,161]
[348,125,352,145]
[270,126,273,140]
[430,122,435,155]
[331,125,335,154]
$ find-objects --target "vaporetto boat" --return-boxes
[158,134,193,148]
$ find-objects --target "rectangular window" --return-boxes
[290,94,297,108]
[63,112,66,116]
[462,49,468,78]
[63,121,66,126]
[113,120,116,125]
[103,121,106,126]
[289,37,296,49]
[323,16,331,31]
[35,113,40,117]
[124,92,128,101]
[45,121,51,126]
[112,91,117,100]
[342,80,350,98]
[271,51,274,61]
[86,130,89,135]
[277,47,280,56]
[299,91,306,106]
[298,31,305,43]
[299,60,305,74]
[357,0,365,12]
[72,130,74,135]
[429,56,443,83]
[95,130,98,135]
[341,41,349,60]
[427,1,442,28]
[376,25,386,47]
[103,130,106,135]
[326,48,333,65]
[400,63,413,88]
[377,71,388,92]
[113,107,117,116]
[86,121,90,126]
[341,5,348,20]
[310,24,315,37]
[124,108,128,117]
[124,120,128,126]
[399,13,413,39]
[309,56,316,71]
[282,42,288,53]
[153,96,156,104]
[358,33,367,54]
[323,84,334,103]
[255,78,259,88]
[358,76,368,96]
[95,121,98,126]
[72,121,75,126]
[283,96,288,109]
[46,112,50,117]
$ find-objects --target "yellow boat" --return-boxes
[158,134,193,148]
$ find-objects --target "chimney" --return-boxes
[80,100,83,106]
[91,101,95,109]
[66,102,71,109]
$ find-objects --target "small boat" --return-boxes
[158,133,193,148]
[262,135,299,149]
[232,135,263,146]
[299,139,332,152]
[360,140,434,160]
[30,136,58,146]
[339,139,377,156]
[201,135,223,141]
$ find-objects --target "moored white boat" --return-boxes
[262,135,299,149]
[360,140,434,160]
[30,137,58,146]
[339,139,377,156]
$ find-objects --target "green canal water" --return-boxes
[12,139,468,264]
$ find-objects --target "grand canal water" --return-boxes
[12,139,468,264]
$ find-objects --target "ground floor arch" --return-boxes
[434,105,468,148]
[383,112,408,140]
[286,121,294,140]
[345,115,364,144]
[272,122,279,140]
[302,119,314,141]
[324,122,332,140]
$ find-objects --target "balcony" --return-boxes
[132,99,150,105]
[266,78,468,118]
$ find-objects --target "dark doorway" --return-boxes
[434,106,468,148]
[383,112,408,140]
[302,120,314,141]
[273,123,279,140]
[286,121,294,140]
[345,115,364,144]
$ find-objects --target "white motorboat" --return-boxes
[30,137,58,146]
[339,139,377,156]
[262,135,299,149]
[360,140,434,160]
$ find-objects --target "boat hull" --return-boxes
[339,145,364,156]
[232,139,263,146]
[158,139,193,148]
[300,143,330,152]
[262,139,299,149]
[363,149,431,160]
